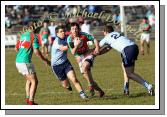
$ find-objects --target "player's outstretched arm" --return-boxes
[93,39,100,55]
[99,44,112,55]
[34,48,51,66]
[15,40,20,52]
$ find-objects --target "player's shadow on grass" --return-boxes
[90,92,153,100]
[128,92,153,98]
[90,95,122,100]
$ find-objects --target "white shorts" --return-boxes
[140,33,150,42]
[16,63,36,76]
[76,55,94,73]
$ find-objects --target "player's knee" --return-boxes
[32,78,38,85]
[72,78,79,84]
[62,83,67,88]
[33,74,38,83]
[61,80,69,88]
[82,65,90,73]
[82,68,89,74]
[31,74,38,82]
[126,72,133,78]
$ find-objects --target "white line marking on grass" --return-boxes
[5,88,115,96]
[5,88,142,96]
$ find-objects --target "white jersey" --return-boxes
[81,24,90,34]
[99,32,135,53]
[48,25,57,37]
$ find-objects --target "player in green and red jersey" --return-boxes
[15,30,50,105]
[67,22,104,97]
[139,17,151,55]
[40,21,50,57]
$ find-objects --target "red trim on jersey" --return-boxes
[22,41,31,48]
[143,24,151,31]
[30,32,34,43]
[72,34,89,54]
[18,33,33,49]
[42,31,49,35]
[15,40,20,49]
[36,34,42,46]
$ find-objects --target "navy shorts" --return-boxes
[51,37,55,45]
[85,57,94,67]
[121,44,139,67]
[52,60,74,81]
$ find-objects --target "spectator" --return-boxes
[81,20,91,34]
[5,16,11,28]
[48,21,57,51]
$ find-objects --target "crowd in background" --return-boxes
[5,5,155,34]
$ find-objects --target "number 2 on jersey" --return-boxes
[111,34,121,39]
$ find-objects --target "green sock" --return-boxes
[26,96,29,99]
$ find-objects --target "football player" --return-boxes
[51,26,88,99]
[15,27,50,105]
[67,22,104,97]
[99,25,154,96]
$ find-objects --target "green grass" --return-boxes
[5,41,155,105]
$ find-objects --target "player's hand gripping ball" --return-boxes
[74,37,83,48]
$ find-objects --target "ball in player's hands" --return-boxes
[74,37,83,48]
[87,41,93,46]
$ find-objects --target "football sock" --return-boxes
[25,96,29,103]
[79,90,88,99]
[143,80,149,89]
[26,96,29,99]
[124,82,129,91]
[79,90,85,94]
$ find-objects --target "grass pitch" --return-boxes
[5,41,155,105]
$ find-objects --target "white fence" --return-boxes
[5,35,17,47]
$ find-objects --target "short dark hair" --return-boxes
[70,22,80,30]
[55,26,64,33]
[104,25,114,33]
[143,17,148,20]
[28,21,39,33]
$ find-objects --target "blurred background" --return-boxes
[5,5,155,47]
